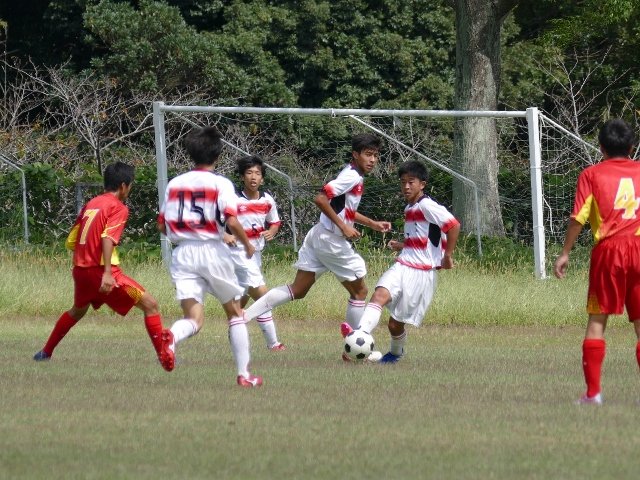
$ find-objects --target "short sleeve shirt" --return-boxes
[571,158,640,243]
[236,190,281,251]
[158,169,238,244]
[319,164,363,236]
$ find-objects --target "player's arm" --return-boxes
[354,211,391,233]
[314,191,360,240]
[441,223,460,270]
[99,237,116,293]
[226,216,255,259]
[553,218,583,279]
[387,239,404,252]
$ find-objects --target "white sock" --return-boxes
[244,285,293,321]
[346,299,366,329]
[256,311,279,348]
[170,319,199,346]
[228,316,251,377]
[358,303,383,334]
[389,330,407,357]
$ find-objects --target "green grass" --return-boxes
[2,248,639,479]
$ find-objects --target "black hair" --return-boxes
[237,155,266,177]
[398,160,428,182]
[598,119,636,157]
[184,126,224,165]
[352,133,382,153]
[103,161,135,191]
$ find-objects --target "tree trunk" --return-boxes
[452,0,516,237]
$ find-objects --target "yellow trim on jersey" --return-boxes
[66,224,79,250]
[573,194,593,225]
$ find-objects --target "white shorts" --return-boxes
[170,241,244,305]
[228,246,265,290]
[294,223,366,282]
[376,262,436,326]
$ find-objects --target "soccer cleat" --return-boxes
[379,352,402,364]
[341,351,352,362]
[33,350,51,361]
[340,322,353,338]
[269,343,286,351]
[576,393,602,405]
[159,329,176,372]
[366,351,383,363]
[237,374,263,387]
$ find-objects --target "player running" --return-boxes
[157,126,262,387]
[33,161,173,368]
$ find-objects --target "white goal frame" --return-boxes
[153,103,561,279]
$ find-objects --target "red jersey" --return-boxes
[66,193,128,267]
[571,158,640,244]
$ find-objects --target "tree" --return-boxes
[450,0,517,236]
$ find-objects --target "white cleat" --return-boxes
[576,393,602,405]
[366,351,383,363]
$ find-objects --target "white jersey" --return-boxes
[236,190,281,251]
[396,195,459,271]
[319,163,364,236]
[158,169,238,244]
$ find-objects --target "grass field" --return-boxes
[2,248,640,479]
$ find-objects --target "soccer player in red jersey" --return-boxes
[554,118,640,405]
[33,161,173,369]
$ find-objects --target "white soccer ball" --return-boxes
[344,330,375,361]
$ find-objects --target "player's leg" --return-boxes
[244,270,315,321]
[133,291,166,355]
[380,317,407,363]
[633,319,640,372]
[579,314,608,404]
[341,277,368,329]
[248,285,284,350]
[355,287,392,334]
[222,299,262,387]
[34,304,89,360]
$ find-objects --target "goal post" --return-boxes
[152,102,595,279]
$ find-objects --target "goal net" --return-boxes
[152,104,597,279]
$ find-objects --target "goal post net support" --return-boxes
[153,103,597,279]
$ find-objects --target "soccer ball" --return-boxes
[344,330,375,361]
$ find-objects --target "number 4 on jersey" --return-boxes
[614,178,640,219]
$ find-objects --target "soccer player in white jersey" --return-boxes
[223,155,284,350]
[157,126,263,387]
[342,160,460,363]
[243,133,392,347]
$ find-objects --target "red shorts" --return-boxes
[588,236,640,320]
[73,266,145,316]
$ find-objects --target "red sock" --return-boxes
[582,338,606,398]
[144,314,163,353]
[42,311,78,356]
[635,341,640,370]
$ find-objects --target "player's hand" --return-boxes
[553,253,569,279]
[441,254,454,270]
[261,230,276,241]
[244,243,256,259]
[341,225,361,240]
[387,240,403,252]
[372,221,392,233]
[100,271,116,293]
[223,232,237,247]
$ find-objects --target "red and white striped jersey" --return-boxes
[396,195,460,270]
[319,163,363,236]
[236,190,281,251]
[158,169,238,244]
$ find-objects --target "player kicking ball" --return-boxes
[33,161,173,368]
[342,160,460,363]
